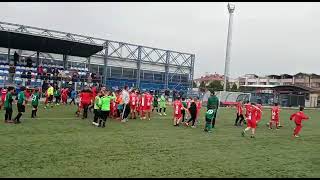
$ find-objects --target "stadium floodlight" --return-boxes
[227,3,235,13]
[223,3,235,91]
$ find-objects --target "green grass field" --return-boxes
[0,104,319,178]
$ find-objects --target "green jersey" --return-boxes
[205,109,217,120]
[182,101,187,109]
[153,95,158,106]
[4,93,13,109]
[17,91,25,104]
[31,92,40,106]
[94,96,101,110]
[159,95,166,108]
[207,95,219,110]
[100,94,116,111]
[54,89,60,97]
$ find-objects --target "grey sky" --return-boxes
[1,2,319,78]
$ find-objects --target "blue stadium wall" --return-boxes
[104,66,190,91]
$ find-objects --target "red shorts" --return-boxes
[144,106,151,111]
[175,113,182,119]
[130,105,136,111]
[247,120,257,128]
[271,118,279,122]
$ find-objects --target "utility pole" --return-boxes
[223,3,235,91]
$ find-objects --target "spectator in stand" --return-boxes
[13,51,19,66]
[8,64,16,84]
[37,64,44,76]
[87,73,92,84]
[26,57,33,67]
[26,70,32,86]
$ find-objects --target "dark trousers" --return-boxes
[55,96,61,104]
[159,107,166,113]
[181,110,186,122]
[235,114,244,125]
[208,108,218,127]
[122,103,130,119]
[83,104,89,119]
[31,105,38,118]
[70,98,75,105]
[99,111,110,127]
[93,109,100,123]
[187,112,197,126]
[5,108,12,121]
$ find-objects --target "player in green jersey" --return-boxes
[31,88,40,118]
[4,86,15,123]
[14,86,27,124]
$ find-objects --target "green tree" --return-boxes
[199,81,206,88]
[231,83,238,92]
[226,81,230,91]
[207,80,223,91]
[193,81,198,88]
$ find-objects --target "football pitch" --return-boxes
[0,105,319,178]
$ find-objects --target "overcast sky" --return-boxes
[1,2,319,78]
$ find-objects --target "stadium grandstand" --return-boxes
[0,21,195,91]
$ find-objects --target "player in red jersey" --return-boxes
[234,101,244,126]
[195,97,202,125]
[61,88,69,105]
[0,87,7,109]
[139,92,145,119]
[79,87,93,119]
[173,96,183,126]
[290,106,309,138]
[143,91,153,121]
[242,103,262,138]
[129,90,138,119]
[269,103,280,130]
[256,103,262,125]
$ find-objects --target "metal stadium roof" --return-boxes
[0,21,104,57]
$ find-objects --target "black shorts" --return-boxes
[48,95,53,102]
[32,105,38,109]
[17,103,25,113]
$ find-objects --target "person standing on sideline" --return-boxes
[121,85,130,122]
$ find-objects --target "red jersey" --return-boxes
[244,103,251,118]
[271,106,280,121]
[80,91,92,105]
[130,93,138,106]
[187,99,191,108]
[91,87,97,100]
[173,100,183,116]
[1,89,7,100]
[256,104,262,121]
[196,101,202,111]
[144,93,153,107]
[290,111,309,125]
[236,102,243,115]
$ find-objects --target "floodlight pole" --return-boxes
[223,3,235,92]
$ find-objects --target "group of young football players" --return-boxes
[1,84,310,138]
[236,101,309,138]
[1,86,40,124]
